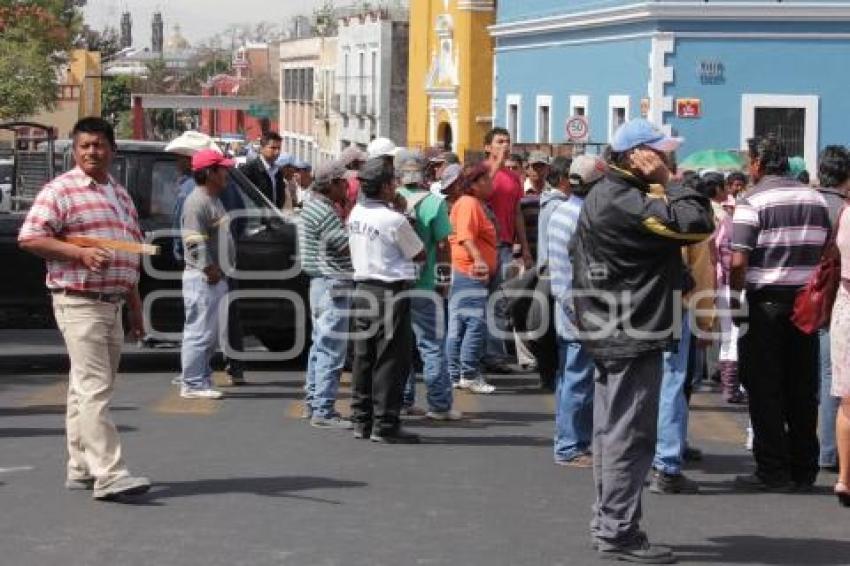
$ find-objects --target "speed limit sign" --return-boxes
[566,115,589,142]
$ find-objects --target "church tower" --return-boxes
[120,11,132,49]
[151,12,164,54]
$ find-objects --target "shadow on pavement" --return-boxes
[143,475,367,505]
[686,453,753,476]
[674,536,850,564]
[423,434,551,447]
[0,404,138,417]
[0,424,136,438]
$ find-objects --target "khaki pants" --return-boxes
[53,293,129,489]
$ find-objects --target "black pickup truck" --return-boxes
[0,141,309,357]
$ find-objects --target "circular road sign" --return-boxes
[566,115,589,142]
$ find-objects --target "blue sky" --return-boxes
[83,0,330,48]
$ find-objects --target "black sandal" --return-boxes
[835,483,850,507]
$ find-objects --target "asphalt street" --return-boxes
[1,346,849,566]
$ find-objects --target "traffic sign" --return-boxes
[566,115,589,142]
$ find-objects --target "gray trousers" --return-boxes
[590,351,663,547]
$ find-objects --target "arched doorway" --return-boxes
[437,121,453,152]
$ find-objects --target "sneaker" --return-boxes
[300,406,313,420]
[451,380,464,389]
[468,378,495,394]
[171,375,182,385]
[180,387,223,400]
[65,477,95,490]
[555,453,594,468]
[649,470,699,494]
[733,473,793,493]
[457,377,475,390]
[353,422,372,439]
[401,406,427,416]
[598,533,676,564]
[370,428,421,444]
[226,373,247,386]
[93,475,151,501]
[745,426,754,451]
[310,415,354,430]
[425,409,464,421]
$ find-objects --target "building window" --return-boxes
[506,94,521,143]
[343,53,349,110]
[570,95,589,119]
[359,52,365,100]
[608,95,631,141]
[370,51,377,115]
[741,94,819,174]
[536,95,552,144]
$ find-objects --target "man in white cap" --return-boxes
[166,131,246,386]
[570,119,714,563]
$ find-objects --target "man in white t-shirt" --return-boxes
[347,158,425,444]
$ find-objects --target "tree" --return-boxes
[101,74,131,125]
[0,0,83,119]
[76,24,122,61]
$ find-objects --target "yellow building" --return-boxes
[407,0,495,159]
[4,49,102,143]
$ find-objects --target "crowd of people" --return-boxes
[16,115,850,564]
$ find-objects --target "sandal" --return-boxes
[835,483,850,507]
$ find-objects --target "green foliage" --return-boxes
[101,75,131,124]
[0,0,83,119]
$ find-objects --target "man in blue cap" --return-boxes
[570,119,714,563]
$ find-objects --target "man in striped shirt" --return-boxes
[731,135,830,492]
[18,117,150,501]
[298,160,354,429]
[547,155,606,468]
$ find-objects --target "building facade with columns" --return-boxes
[279,36,324,163]
[491,0,850,173]
[407,0,496,160]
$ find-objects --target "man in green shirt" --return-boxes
[396,150,462,420]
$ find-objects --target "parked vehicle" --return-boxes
[0,140,309,356]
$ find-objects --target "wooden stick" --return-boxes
[63,235,160,256]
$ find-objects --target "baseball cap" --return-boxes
[165,131,222,156]
[440,163,462,193]
[569,155,607,186]
[313,160,347,185]
[527,151,550,165]
[610,118,683,152]
[367,137,397,159]
[340,146,367,167]
[191,149,235,172]
[358,157,394,185]
[395,149,425,186]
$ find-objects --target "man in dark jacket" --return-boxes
[238,132,285,208]
[571,119,714,564]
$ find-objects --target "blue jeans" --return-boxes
[403,293,453,412]
[446,271,488,383]
[819,328,840,467]
[181,270,227,390]
[554,339,594,461]
[305,277,352,418]
[653,316,692,475]
[485,245,514,363]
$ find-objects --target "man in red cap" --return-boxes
[177,149,237,399]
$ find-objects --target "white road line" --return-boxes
[0,466,34,474]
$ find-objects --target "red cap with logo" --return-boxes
[191,149,235,172]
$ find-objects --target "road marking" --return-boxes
[21,380,67,407]
[0,466,34,474]
[150,388,220,415]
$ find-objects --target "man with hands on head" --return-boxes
[18,117,150,501]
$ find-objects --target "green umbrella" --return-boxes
[679,149,745,172]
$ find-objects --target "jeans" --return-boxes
[819,328,840,467]
[653,315,692,476]
[446,271,488,383]
[554,339,594,461]
[305,277,352,418]
[484,245,514,363]
[402,293,453,412]
[181,270,228,390]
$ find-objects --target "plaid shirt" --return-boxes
[18,167,142,294]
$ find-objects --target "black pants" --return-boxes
[738,294,819,484]
[351,281,413,434]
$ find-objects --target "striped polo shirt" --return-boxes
[18,167,142,294]
[731,175,830,291]
[298,192,353,279]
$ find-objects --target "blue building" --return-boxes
[491,0,850,172]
